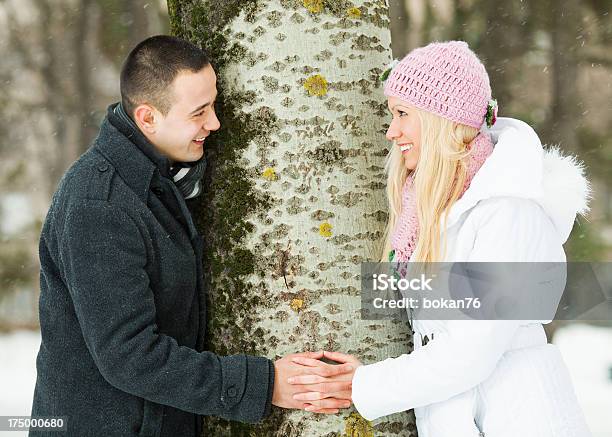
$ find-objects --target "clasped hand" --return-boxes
[273,350,362,414]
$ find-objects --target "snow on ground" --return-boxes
[0,330,39,437]
[0,324,610,436]
[553,323,612,437]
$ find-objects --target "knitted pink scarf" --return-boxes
[390,133,494,262]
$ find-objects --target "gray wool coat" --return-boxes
[30,104,274,437]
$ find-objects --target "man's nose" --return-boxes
[206,111,221,132]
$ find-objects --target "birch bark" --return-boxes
[168,1,416,435]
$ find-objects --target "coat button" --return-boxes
[227,386,237,397]
[97,163,109,172]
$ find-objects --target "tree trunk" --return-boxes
[168,1,416,435]
[451,0,470,41]
[404,0,425,54]
[129,0,152,49]
[547,0,582,153]
[388,0,410,58]
[478,0,530,111]
[73,0,99,155]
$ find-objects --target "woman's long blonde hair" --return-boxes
[381,108,480,263]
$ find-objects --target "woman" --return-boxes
[288,41,592,436]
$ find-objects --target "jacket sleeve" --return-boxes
[59,199,273,423]
[352,197,562,420]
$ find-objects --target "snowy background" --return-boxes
[1,323,611,436]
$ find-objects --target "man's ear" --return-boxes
[133,104,158,134]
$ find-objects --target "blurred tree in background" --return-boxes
[0,0,168,328]
[0,0,610,330]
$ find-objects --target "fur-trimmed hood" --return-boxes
[446,117,591,243]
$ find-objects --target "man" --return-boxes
[30,35,351,437]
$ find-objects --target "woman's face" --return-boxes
[386,96,421,170]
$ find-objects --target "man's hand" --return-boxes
[287,351,363,413]
[272,351,353,414]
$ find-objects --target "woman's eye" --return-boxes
[194,110,205,117]
[398,110,407,117]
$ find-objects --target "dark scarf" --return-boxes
[108,103,206,199]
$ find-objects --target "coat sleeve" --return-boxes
[352,197,562,420]
[59,199,273,423]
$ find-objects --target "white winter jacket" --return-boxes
[352,118,592,437]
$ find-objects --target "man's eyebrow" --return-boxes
[189,102,210,115]
[189,93,218,115]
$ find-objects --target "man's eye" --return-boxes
[194,110,205,117]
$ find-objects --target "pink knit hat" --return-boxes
[384,41,492,129]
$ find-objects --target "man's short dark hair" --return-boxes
[120,35,211,117]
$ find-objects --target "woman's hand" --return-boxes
[273,350,353,414]
[287,351,363,413]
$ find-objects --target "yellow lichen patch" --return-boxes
[303,0,324,14]
[290,298,304,311]
[304,74,328,97]
[344,411,374,437]
[262,167,277,181]
[347,7,362,18]
[319,221,333,237]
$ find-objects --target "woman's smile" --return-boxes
[398,142,413,154]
